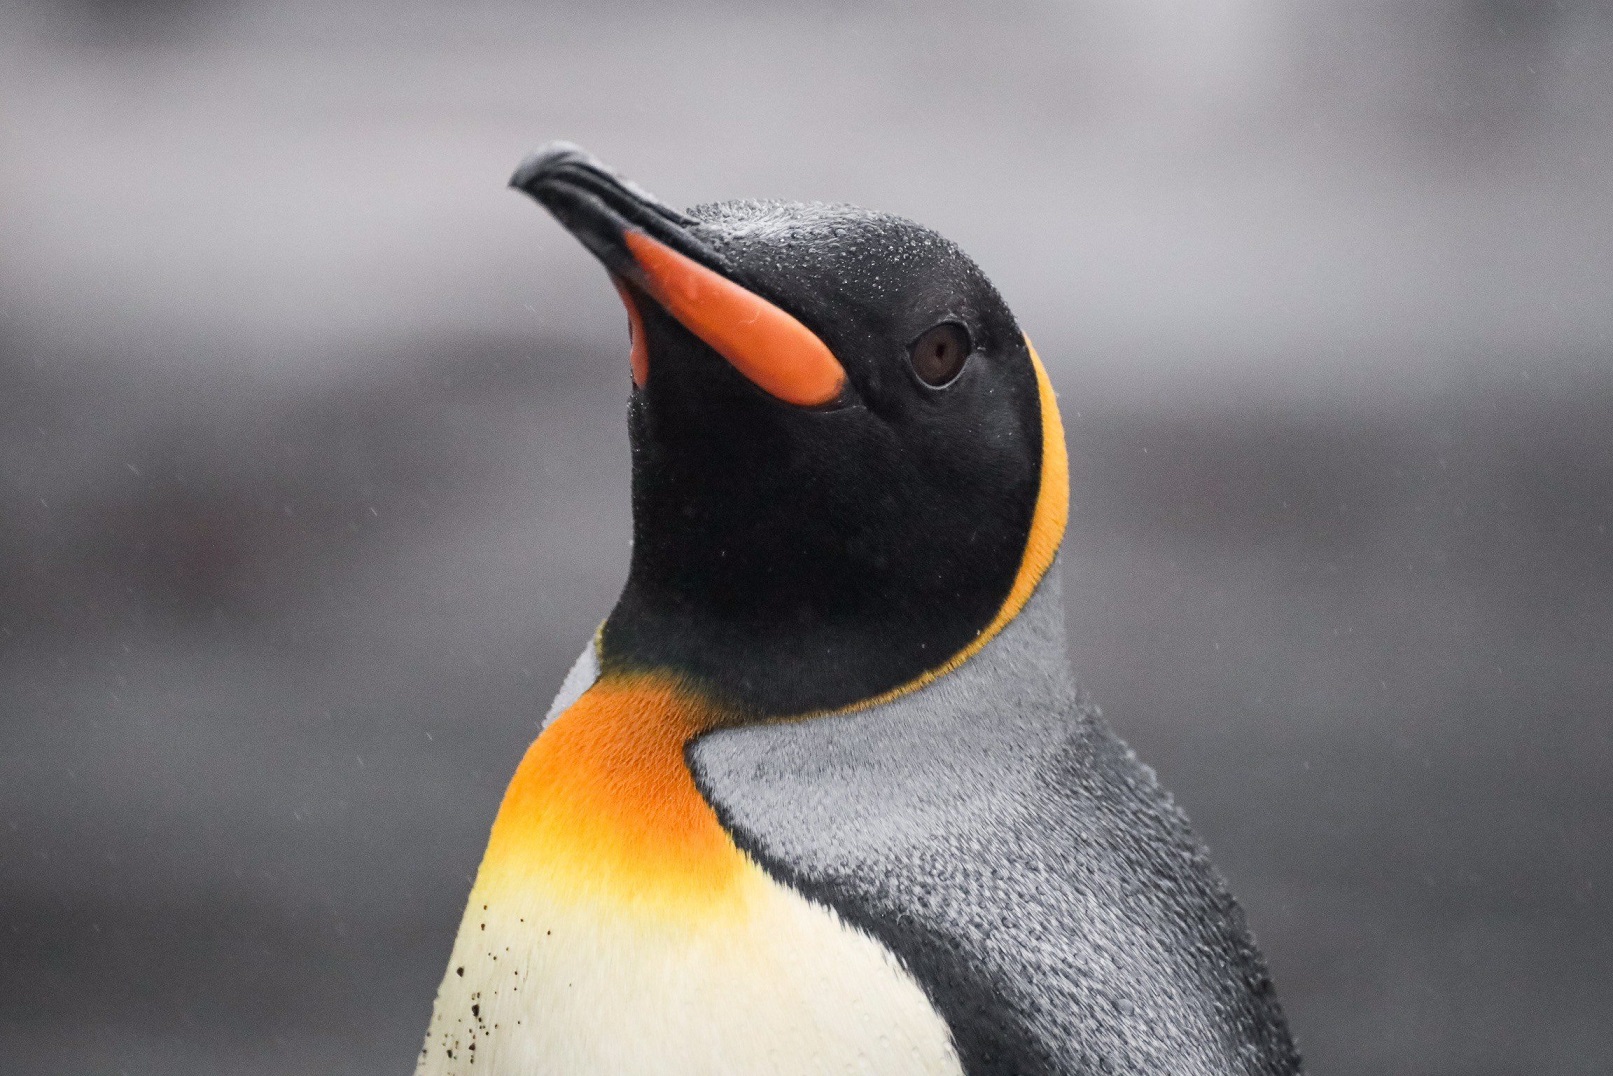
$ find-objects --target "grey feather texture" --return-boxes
[689,566,1302,1076]
[541,637,599,731]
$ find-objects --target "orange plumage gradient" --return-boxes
[475,674,746,919]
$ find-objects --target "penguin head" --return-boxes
[513,144,1066,718]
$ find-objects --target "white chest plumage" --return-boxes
[416,865,961,1075]
[415,669,961,1076]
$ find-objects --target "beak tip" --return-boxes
[509,140,593,195]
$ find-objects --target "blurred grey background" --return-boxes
[2,1,1610,1072]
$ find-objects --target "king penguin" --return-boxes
[416,143,1303,1075]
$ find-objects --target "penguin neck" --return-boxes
[600,349,1068,719]
[475,568,1074,922]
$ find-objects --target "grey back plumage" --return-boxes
[689,567,1302,1075]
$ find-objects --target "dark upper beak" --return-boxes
[508,142,724,284]
[508,142,848,409]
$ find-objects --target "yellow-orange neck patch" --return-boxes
[475,674,745,919]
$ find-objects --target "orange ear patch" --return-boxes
[624,230,846,407]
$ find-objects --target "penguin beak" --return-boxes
[510,143,847,408]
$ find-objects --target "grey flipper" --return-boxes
[689,567,1302,1076]
[541,635,600,730]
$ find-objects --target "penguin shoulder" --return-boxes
[690,571,1301,1075]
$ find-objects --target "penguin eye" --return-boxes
[907,322,972,388]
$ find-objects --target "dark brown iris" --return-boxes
[908,322,972,387]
